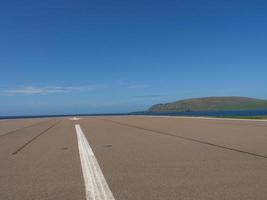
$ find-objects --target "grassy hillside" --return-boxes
[148,97,267,112]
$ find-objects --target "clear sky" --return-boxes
[0,0,267,116]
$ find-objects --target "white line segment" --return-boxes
[70,117,80,121]
[130,115,267,122]
[75,124,115,200]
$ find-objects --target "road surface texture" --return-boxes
[1,116,267,200]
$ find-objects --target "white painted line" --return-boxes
[75,124,115,200]
[70,117,80,121]
[130,115,267,122]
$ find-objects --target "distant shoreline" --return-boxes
[1,109,267,120]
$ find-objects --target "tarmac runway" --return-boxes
[1,116,267,200]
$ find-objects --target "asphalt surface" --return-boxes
[1,116,267,200]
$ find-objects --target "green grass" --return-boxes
[148,96,267,112]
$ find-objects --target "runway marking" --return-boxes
[75,124,115,200]
[70,117,80,121]
[133,115,267,122]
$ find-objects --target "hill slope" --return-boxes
[148,97,267,112]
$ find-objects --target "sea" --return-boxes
[1,109,267,120]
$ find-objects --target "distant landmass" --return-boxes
[148,97,267,112]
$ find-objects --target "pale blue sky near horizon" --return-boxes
[1,0,267,116]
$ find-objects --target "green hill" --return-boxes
[148,97,267,112]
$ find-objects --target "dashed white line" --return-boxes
[75,124,115,200]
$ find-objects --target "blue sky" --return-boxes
[0,0,267,116]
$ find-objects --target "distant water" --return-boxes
[0,113,126,120]
[139,110,267,117]
[1,110,267,120]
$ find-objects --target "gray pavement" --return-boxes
[1,116,267,200]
